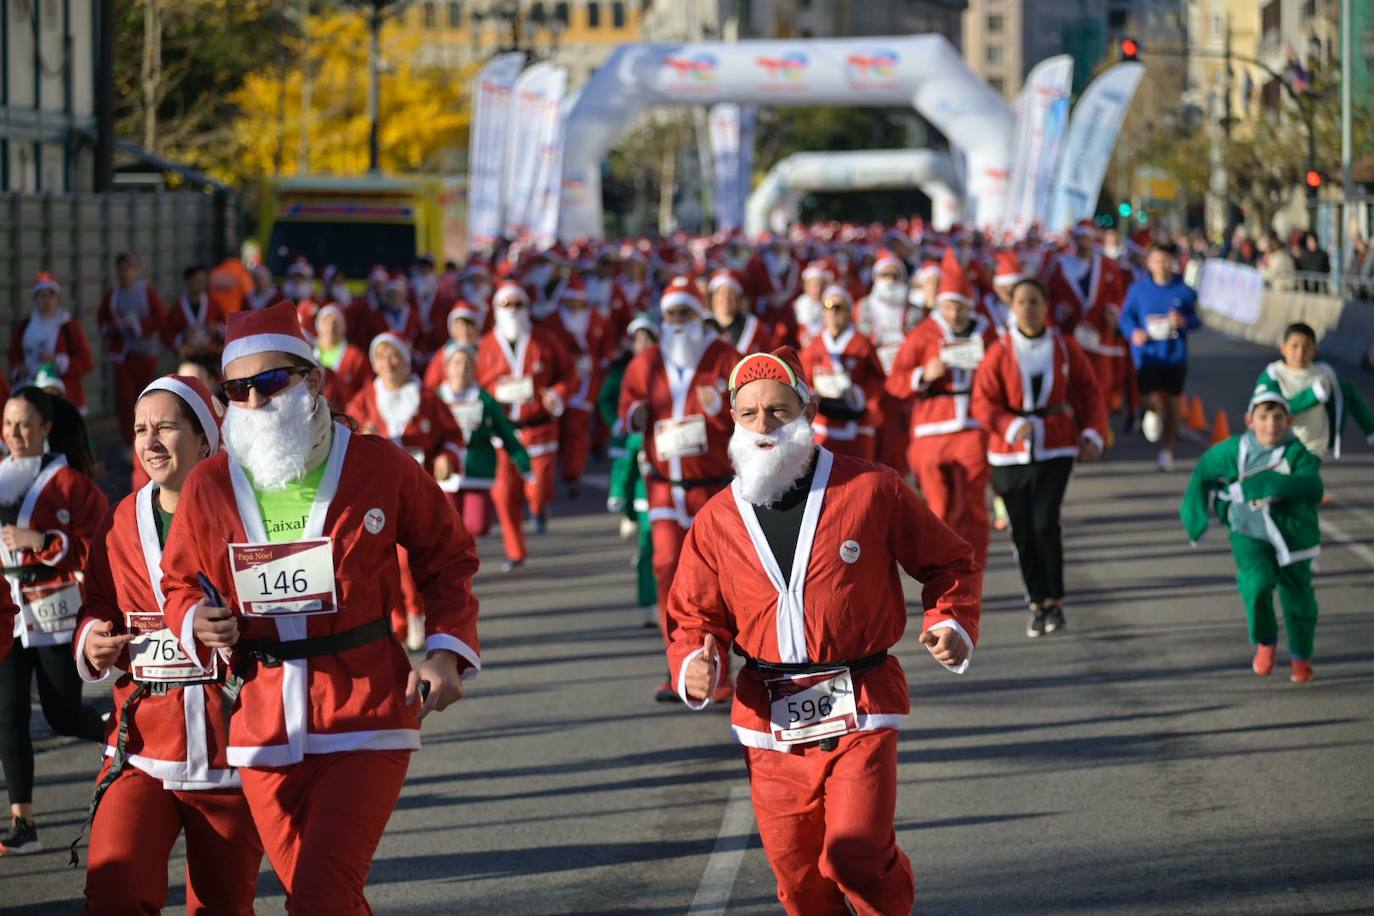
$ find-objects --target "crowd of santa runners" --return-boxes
[1,212,1366,915]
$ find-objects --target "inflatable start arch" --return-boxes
[558,35,1012,240]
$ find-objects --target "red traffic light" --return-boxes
[1305,169,1322,189]
[1120,38,1139,60]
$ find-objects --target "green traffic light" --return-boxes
[1117,202,1132,217]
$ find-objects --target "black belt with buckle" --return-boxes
[234,616,392,669]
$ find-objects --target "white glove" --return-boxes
[1310,378,1330,403]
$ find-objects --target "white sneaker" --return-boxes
[1141,410,1162,443]
[619,517,637,539]
[1157,449,1175,472]
[405,614,426,652]
[642,603,661,629]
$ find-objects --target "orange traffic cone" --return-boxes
[1187,394,1209,432]
[1211,409,1232,444]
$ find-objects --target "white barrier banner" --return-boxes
[532,89,579,249]
[709,104,744,231]
[1196,259,1264,325]
[1006,55,1072,233]
[467,53,526,252]
[1048,62,1145,231]
[503,63,567,239]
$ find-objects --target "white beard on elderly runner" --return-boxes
[662,322,706,369]
[0,454,44,507]
[375,380,421,437]
[729,414,817,507]
[222,381,319,491]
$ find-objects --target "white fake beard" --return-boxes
[494,308,531,340]
[872,279,908,307]
[222,382,320,492]
[662,322,706,369]
[793,294,823,331]
[375,379,421,437]
[729,415,817,507]
[0,454,44,507]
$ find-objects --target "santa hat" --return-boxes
[626,312,659,339]
[222,300,317,371]
[915,259,942,283]
[368,264,389,284]
[821,285,853,308]
[287,258,314,279]
[872,249,907,278]
[993,250,1025,287]
[32,271,59,296]
[660,276,707,317]
[314,303,346,334]
[385,271,408,293]
[493,280,530,307]
[936,248,974,306]
[296,299,319,341]
[802,260,835,282]
[1071,220,1097,239]
[1126,228,1152,254]
[140,374,224,454]
[369,332,411,367]
[708,268,745,295]
[728,346,811,404]
[559,273,588,300]
[448,302,483,332]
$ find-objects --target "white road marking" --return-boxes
[688,784,757,916]
[1319,517,1374,569]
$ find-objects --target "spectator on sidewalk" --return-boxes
[1296,233,1331,294]
[1260,233,1297,292]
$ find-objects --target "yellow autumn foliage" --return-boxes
[219,11,475,183]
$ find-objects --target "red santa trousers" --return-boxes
[1086,352,1128,417]
[449,490,493,538]
[875,394,910,473]
[908,429,991,571]
[745,729,914,916]
[559,407,593,483]
[239,749,410,916]
[84,764,262,916]
[390,547,424,639]
[491,449,559,562]
[113,356,161,446]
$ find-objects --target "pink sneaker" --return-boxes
[1290,659,1313,684]
[1252,644,1276,677]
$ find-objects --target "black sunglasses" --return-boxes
[221,366,309,403]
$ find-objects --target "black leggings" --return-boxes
[992,457,1075,606]
[0,642,106,807]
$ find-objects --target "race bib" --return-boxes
[228,538,338,617]
[1146,315,1174,341]
[654,415,708,460]
[450,400,484,437]
[18,581,80,638]
[767,668,858,747]
[126,612,218,683]
[493,375,534,405]
[940,337,985,370]
[876,344,901,374]
[812,369,851,400]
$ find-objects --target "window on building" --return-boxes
[612,1,626,28]
[588,2,601,28]
[554,2,570,25]
[448,1,462,28]
[423,1,437,28]
[990,76,1006,94]
[530,2,545,25]
[986,44,1004,64]
[987,13,1004,34]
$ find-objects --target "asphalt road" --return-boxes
[4,327,1373,915]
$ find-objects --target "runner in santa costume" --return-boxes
[1043,221,1128,419]
[165,265,226,353]
[246,263,286,311]
[377,273,423,352]
[73,375,264,912]
[855,251,922,472]
[911,259,941,314]
[792,260,833,349]
[477,281,576,539]
[157,301,479,915]
[666,346,981,915]
[984,249,1022,335]
[99,253,168,446]
[744,236,802,344]
[282,259,317,306]
[710,268,776,356]
[887,252,1000,572]
[618,277,740,702]
[314,304,373,411]
[798,286,885,462]
[422,302,483,390]
[9,272,96,415]
[971,278,1106,639]
[0,388,108,855]
[540,274,612,498]
[345,265,389,348]
[410,254,453,361]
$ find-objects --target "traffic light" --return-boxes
[1117,201,1133,219]
[1305,169,1323,190]
[1120,37,1140,62]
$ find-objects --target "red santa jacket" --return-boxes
[539,309,615,414]
[475,327,577,456]
[854,296,922,374]
[74,483,237,789]
[744,252,802,312]
[715,313,775,357]
[412,287,455,359]
[8,313,96,411]
[345,378,465,474]
[1044,251,1128,358]
[344,296,388,349]
[159,426,481,768]
[618,338,740,527]
[318,343,373,412]
[800,328,886,444]
[2,455,108,648]
[375,303,425,352]
[887,311,1000,438]
[165,294,227,351]
[970,327,1107,466]
[98,283,168,363]
[665,449,981,750]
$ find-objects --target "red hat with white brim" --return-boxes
[222,300,318,371]
[369,332,411,367]
[139,374,224,454]
[32,271,60,295]
[660,276,708,317]
[708,269,745,294]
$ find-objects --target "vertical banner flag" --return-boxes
[1047,61,1146,231]
[709,104,742,232]
[467,52,526,252]
[503,63,567,239]
[738,105,757,224]
[533,89,580,249]
[1005,55,1073,233]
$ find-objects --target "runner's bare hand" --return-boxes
[407,649,464,720]
[194,603,239,649]
[684,633,720,702]
[918,627,969,667]
[84,620,134,672]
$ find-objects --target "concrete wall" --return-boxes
[1200,288,1374,367]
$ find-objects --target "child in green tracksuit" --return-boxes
[598,314,660,624]
[1252,322,1374,461]
[1180,391,1323,683]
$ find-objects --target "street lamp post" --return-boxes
[367,0,383,174]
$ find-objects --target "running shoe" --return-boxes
[531,512,548,534]
[1043,605,1067,634]
[1026,607,1046,638]
[1290,659,1314,684]
[619,517,638,539]
[653,680,679,703]
[1252,643,1276,676]
[0,816,40,855]
[500,558,524,573]
[642,603,661,629]
[1141,409,1162,443]
[1157,449,1175,472]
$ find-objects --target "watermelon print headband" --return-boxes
[728,348,812,405]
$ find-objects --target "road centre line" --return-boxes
[688,784,757,916]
